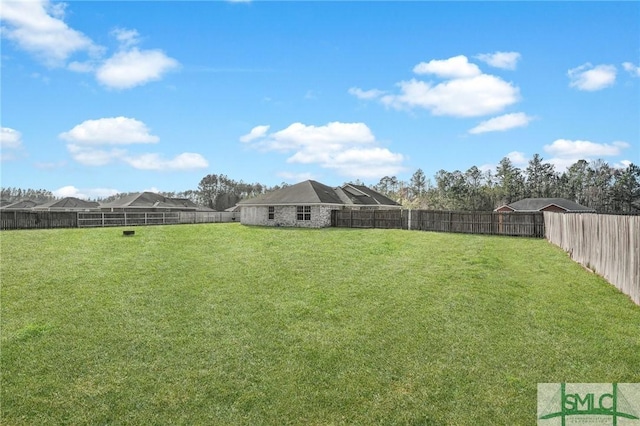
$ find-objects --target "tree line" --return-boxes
[372,155,639,213]
[2,155,638,213]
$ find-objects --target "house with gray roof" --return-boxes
[33,197,99,211]
[0,199,41,210]
[238,180,401,228]
[495,198,595,213]
[98,192,201,212]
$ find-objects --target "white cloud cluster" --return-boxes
[94,30,179,90]
[0,127,24,161]
[60,117,159,145]
[475,52,521,70]
[240,122,404,179]
[1,127,23,149]
[1,1,178,89]
[350,54,521,118]
[622,62,640,77]
[468,112,533,134]
[59,117,208,170]
[567,63,617,91]
[123,153,209,171]
[543,139,631,170]
[53,185,119,200]
[0,0,100,67]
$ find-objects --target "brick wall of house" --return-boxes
[240,205,339,228]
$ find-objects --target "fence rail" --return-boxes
[1,210,238,230]
[544,212,639,305]
[331,209,544,238]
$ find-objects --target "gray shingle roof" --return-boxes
[99,192,198,209]
[506,198,595,212]
[34,197,99,209]
[238,180,401,207]
[1,200,40,209]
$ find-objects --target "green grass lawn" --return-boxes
[1,224,639,425]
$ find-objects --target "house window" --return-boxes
[297,205,311,221]
[268,206,275,220]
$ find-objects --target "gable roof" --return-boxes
[339,184,400,206]
[34,197,99,210]
[503,198,595,212]
[0,199,40,210]
[99,192,199,210]
[238,180,401,207]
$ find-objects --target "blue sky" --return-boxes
[1,0,639,199]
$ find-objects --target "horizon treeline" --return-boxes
[2,155,639,213]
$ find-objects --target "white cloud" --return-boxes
[506,151,528,167]
[468,112,533,134]
[568,63,617,91]
[352,55,521,117]
[66,144,127,166]
[123,152,209,171]
[613,160,632,169]
[96,48,179,90]
[622,62,640,77]
[0,0,100,67]
[1,127,22,149]
[0,127,24,161]
[60,117,159,145]
[2,2,178,90]
[240,121,404,179]
[413,55,481,78]
[60,117,207,170]
[544,139,629,158]
[475,52,521,70]
[348,87,386,100]
[240,125,270,143]
[53,185,119,200]
[380,74,520,117]
[111,28,141,48]
[543,139,631,171]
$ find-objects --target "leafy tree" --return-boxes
[409,168,427,199]
[525,154,556,198]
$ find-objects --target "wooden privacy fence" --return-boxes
[0,211,78,230]
[1,211,238,230]
[544,212,639,305]
[331,209,545,238]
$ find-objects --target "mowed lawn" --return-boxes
[1,224,639,425]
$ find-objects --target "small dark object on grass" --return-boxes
[123,230,135,236]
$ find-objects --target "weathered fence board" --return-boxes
[545,212,640,305]
[0,210,78,230]
[331,209,544,238]
[1,211,238,230]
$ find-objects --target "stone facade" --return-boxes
[240,204,340,228]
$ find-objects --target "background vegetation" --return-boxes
[2,155,639,213]
[2,224,639,425]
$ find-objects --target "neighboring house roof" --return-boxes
[1,200,40,210]
[34,197,99,210]
[496,198,595,212]
[99,192,199,210]
[238,180,401,207]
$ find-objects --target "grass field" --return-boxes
[1,224,639,425]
